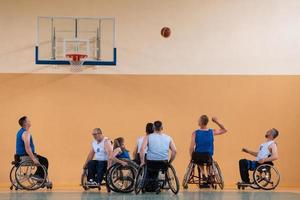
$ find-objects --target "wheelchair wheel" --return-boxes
[253,164,280,190]
[80,169,89,191]
[134,165,146,194]
[212,161,224,189]
[107,163,136,193]
[166,165,180,194]
[15,161,47,190]
[9,165,21,190]
[182,162,194,189]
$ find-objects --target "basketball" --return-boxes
[161,27,171,38]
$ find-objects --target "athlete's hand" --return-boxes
[33,158,41,166]
[140,161,145,167]
[212,117,218,123]
[258,158,266,164]
[242,148,248,153]
[121,161,127,166]
[83,163,87,169]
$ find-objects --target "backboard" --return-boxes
[35,16,116,66]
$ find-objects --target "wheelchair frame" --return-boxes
[134,163,180,195]
[237,163,280,190]
[105,159,139,193]
[9,156,52,191]
[182,160,224,190]
[81,159,139,193]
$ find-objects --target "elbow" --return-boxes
[173,150,177,155]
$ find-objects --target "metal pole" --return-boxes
[51,18,56,59]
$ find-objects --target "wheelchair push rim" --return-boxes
[182,162,194,189]
[253,164,280,190]
[166,164,180,194]
[212,161,224,190]
[9,165,22,190]
[134,165,146,194]
[108,163,136,193]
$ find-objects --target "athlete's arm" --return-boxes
[83,148,95,169]
[105,140,127,167]
[242,148,258,157]
[189,132,196,158]
[22,132,40,165]
[212,117,227,135]
[132,144,138,159]
[140,136,148,166]
[169,138,177,164]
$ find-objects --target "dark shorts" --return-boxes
[192,152,213,165]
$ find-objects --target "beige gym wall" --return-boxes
[0,0,300,189]
[0,74,300,188]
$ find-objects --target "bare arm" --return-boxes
[242,148,258,157]
[132,145,138,159]
[22,132,40,165]
[212,117,227,135]
[189,132,196,158]
[169,139,177,164]
[104,140,126,167]
[83,148,95,169]
[140,136,148,166]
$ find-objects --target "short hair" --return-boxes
[18,116,27,127]
[154,121,163,131]
[146,123,154,135]
[200,115,209,126]
[93,128,102,134]
[271,128,279,139]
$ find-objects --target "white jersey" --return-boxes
[137,136,147,154]
[256,140,275,161]
[147,133,172,161]
[92,137,109,161]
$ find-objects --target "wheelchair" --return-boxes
[182,160,224,190]
[80,167,111,192]
[134,162,180,195]
[9,155,52,191]
[237,163,280,190]
[81,159,138,193]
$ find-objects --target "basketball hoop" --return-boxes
[66,53,87,72]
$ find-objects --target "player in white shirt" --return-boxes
[238,128,279,185]
[83,128,126,186]
[132,123,154,165]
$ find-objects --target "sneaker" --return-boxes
[250,183,260,189]
[86,179,98,186]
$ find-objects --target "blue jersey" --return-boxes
[116,150,130,160]
[195,129,214,156]
[16,128,35,155]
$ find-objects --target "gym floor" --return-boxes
[1,190,300,200]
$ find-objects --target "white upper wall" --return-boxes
[0,0,300,74]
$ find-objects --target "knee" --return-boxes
[87,160,94,167]
[239,159,247,167]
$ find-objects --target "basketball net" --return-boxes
[66,53,87,72]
